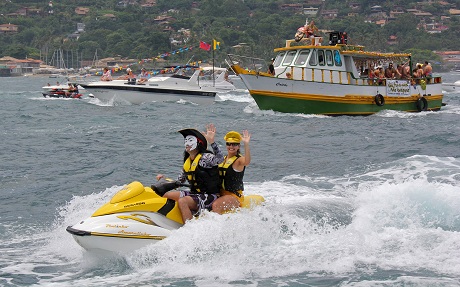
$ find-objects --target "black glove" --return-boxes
[151,180,179,196]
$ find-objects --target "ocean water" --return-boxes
[1,73,460,287]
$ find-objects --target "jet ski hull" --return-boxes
[66,181,264,253]
[66,211,181,253]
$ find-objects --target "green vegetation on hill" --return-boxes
[0,0,459,69]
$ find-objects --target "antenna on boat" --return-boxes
[186,55,195,66]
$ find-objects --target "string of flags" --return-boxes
[95,39,223,75]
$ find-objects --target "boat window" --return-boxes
[309,49,318,66]
[273,52,285,67]
[294,50,310,66]
[318,50,325,66]
[325,50,333,66]
[282,51,297,66]
[334,50,342,66]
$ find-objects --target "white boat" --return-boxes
[66,180,264,253]
[78,66,236,105]
[442,80,460,92]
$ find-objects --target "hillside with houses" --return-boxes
[0,0,459,75]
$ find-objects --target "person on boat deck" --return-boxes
[286,72,292,79]
[212,130,251,214]
[268,58,275,76]
[384,63,401,79]
[416,64,424,78]
[367,64,375,85]
[101,67,112,81]
[137,68,150,84]
[374,66,384,85]
[401,62,411,80]
[224,71,233,83]
[423,61,433,82]
[117,67,136,80]
[396,64,403,79]
[65,83,76,97]
[155,124,224,223]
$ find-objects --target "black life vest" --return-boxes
[218,155,245,196]
[183,153,220,194]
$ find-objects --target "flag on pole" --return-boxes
[199,41,211,51]
[213,39,220,50]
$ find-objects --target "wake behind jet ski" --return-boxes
[66,180,264,253]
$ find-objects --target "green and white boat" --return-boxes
[228,30,444,116]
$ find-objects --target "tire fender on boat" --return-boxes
[416,97,428,112]
[374,94,385,106]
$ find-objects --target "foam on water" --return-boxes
[3,155,457,286]
[242,102,329,119]
[216,90,253,103]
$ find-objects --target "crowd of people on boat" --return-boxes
[154,124,251,223]
[99,66,234,86]
[360,61,433,86]
[100,67,151,84]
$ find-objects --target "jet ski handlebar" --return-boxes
[151,179,190,196]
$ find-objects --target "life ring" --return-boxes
[374,94,385,106]
[416,97,428,112]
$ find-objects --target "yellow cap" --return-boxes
[224,131,242,143]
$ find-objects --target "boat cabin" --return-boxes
[270,35,441,87]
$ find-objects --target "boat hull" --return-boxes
[81,82,216,105]
[239,74,443,115]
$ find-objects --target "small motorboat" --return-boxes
[42,83,84,99]
[442,80,460,93]
[42,90,83,99]
[66,180,264,253]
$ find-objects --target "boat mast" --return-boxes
[92,49,98,69]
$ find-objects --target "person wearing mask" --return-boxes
[154,124,224,223]
[212,130,251,214]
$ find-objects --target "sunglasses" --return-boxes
[226,142,240,146]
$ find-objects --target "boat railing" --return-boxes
[227,54,268,74]
[337,44,365,51]
[283,65,442,88]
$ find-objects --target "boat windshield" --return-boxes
[283,51,297,66]
[309,50,318,66]
[294,50,310,66]
[173,67,196,78]
[198,69,218,81]
[273,52,285,67]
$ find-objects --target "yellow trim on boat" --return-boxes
[250,89,443,104]
[90,231,166,240]
[274,45,341,52]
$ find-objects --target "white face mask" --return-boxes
[184,135,198,151]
